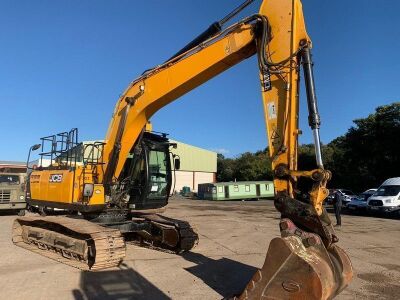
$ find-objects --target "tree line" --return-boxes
[217,102,400,193]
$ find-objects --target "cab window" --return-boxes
[148,150,169,198]
[0,175,20,184]
[376,186,400,197]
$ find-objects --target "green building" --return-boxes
[170,140,217,193]
[197,181,274,201]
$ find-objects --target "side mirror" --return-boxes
[32,144,41,151]
[26,144,42,171]
[174,158,181,170]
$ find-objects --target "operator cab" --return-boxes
[121,132,179,210]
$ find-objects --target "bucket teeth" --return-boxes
[237,219,353,300]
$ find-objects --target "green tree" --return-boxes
[328,102,400,191]
[216,154,235,182]
[233,151,273,181]
[216,102,400,192]
[216,151,273,182]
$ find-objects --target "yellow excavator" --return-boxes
[13,0,353,298]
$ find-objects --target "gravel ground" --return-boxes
[0,197,399,299]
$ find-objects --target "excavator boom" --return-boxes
[98,1,353,296]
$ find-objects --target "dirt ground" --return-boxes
[0,197,399,299]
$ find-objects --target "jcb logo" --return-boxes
[49,174,63,183]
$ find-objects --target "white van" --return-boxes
[367,177,400,215]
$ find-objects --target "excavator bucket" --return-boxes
[237,219,353,300]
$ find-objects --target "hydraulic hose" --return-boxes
[168,0,255,61]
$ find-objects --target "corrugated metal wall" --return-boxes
[172,171,193,193]
[170,140,217,173]
[195,172,214,189]
[172,171,215,193]
[170,140,217,193]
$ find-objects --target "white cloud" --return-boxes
[210,148,230,155]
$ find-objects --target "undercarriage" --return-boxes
[12,211,198,271]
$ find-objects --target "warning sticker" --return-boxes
[267,102,277,120]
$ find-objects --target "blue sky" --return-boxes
[0,0,399,160]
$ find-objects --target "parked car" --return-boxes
[367,178,400,215]
[325,189,336,205]
[326,189,357,207]
[347,189,377,213]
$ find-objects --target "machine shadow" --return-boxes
[182,252,257,298]
[72,264,170,300]
[0,210,19,216]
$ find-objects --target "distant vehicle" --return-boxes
[368,178,400,215]
[347,189,377,213]
[326,189,357,207]
[0,172,26,215]
[325,189,336,205]
[360,189,378,201]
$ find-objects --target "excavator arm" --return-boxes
[100,0,353,298]
[101,21,257,183]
